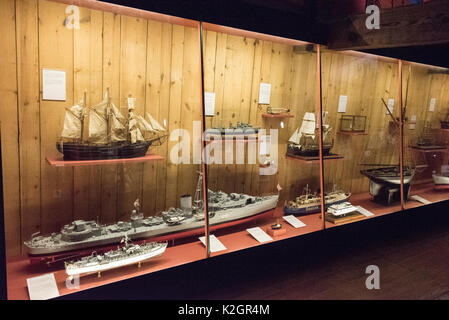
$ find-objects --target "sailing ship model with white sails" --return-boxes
[287,112,334,157]
[57,89,167,160]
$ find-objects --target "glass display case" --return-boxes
[1,0,449,300]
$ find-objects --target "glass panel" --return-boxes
[4,1,205,299]
[402,61,449,209]
[322,50,401,227]
[202,26,322,257]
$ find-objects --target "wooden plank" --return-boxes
[38,0,75,234]
[165,24,184,209]
[117,14,148,220]
[101,11,121,224]
[16,0,41,253]
[0,0,20,256]
[328,0,449,50]
[73,7,104,222]
[155,22,173,214]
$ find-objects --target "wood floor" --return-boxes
[188,210,449,300]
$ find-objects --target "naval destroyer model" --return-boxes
[25,173,278,257]
[65,235,167,277]
[284,185,351,216]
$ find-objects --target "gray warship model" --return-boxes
[65,235,167,277]
[25,173,278,256]
[205,122,260,135]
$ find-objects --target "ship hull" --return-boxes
[361,167,414,204]
[26,195,279,256]
[286,144,332,157]
[65,243,167,276]
[56,141,152,160]
[283,194,350,216]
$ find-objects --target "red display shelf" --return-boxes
[337,131,368,136]
[46,153,164,167]
[262,113,294,119]
[286,153,344,163]
[410,146,448,153]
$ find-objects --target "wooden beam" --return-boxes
[328,0,449,50]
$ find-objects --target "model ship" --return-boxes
[287,112,333,157]
[25,173,278,257]
[361,166,415,204]
[414,121,444,150]
[57,89,167,160]
[284,185,350,216]
[327,202,358,217]
[65,235,167,277]
[267,107,290,115]
[432,170,449,186]
[205,122,260,135]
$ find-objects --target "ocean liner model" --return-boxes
[284,185,351,216]
[65,235,167,277]
[287,112,333,157]
[56,90,167,160]
[25,173,278,257]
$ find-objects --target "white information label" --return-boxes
[27,273,60,300]
[387,98,395,115]
[247,227,273,243]
[259,135,271,156]
[410,195,432,205]
[42,69,66,101]
[429,98,436,112]
[356,206,375,217]
[199,235,227,253]
[283,215,306,228]
[204,92,216,116]
[258,83,271,104]
[338,95,348,113]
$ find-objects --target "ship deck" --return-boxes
[5,182,448,300]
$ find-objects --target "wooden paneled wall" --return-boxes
[1,1,449,257]
[0,0,201,256]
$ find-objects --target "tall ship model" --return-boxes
[57,89,167,160]
[284,185,351,216]
[65,235,167,277]
[25,173,279,257]
[287,112,333,157]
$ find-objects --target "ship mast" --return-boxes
[80,91,87,142]
[106,88,111,143]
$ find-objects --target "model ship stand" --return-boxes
[324,202,365,225]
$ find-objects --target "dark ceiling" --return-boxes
[103,0,449,68]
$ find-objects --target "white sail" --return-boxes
[300,112,316,136]
[110,114,126,142]
[89,109,108,144]
[288,128,301,145]
[136,115,155,133]
[111,102,125,121]
[146,113,165,131]
[61,102,84,140]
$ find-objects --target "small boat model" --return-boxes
[360,166,415,204]
[432,171,449,186]
[267,107,290,115]
[284,185,350,216]
[327,202,358,217]
[205,122,260,136]
[413,121,445,150]
[287,112,333,157]
[65,235,167,277]
[57,90,167,160]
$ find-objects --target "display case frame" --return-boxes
[1,0,449,300]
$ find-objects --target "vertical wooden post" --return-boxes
[317,45,326,229]
[0,129,7,300]
[399,60,405,210]
[199,21,211,258]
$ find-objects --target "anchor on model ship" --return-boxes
[287,111,334,157]
[56,89,168,160]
